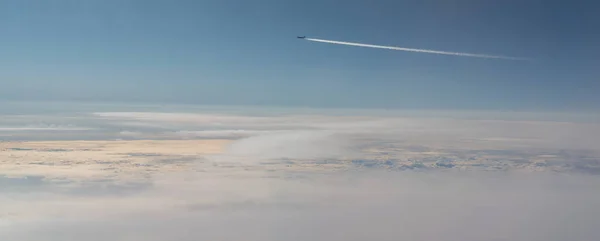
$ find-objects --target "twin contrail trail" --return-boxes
[305,38,529,61]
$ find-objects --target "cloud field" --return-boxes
[1,103,600,240]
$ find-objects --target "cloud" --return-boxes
[1,171,600,241]
[91,110,600,151]
[172,130,269,139]
[5,108,600,174]
[221,130,358,161]
[3,107,600,240]
[0,127,91,131]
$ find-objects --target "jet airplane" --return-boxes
[297,36,306,39]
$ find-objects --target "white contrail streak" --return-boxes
[305,38,529,61]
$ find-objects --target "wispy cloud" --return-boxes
[0,127,91,131]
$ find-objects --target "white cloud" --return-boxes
[221,130,357,161]
[3,106,600,240]
[173,130,268,139]
[1,171,600,241]
[0,127,91,131]
[92,110,600,151]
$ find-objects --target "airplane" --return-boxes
[297,36,306,39]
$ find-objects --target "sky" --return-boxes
[1,0,599,110]
[3,2,600,238]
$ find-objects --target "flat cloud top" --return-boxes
[2,104,600,240]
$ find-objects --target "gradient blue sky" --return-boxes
[1,0,599,110]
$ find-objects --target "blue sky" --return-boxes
[1,0,599,111]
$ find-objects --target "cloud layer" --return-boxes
[2,104,600,240]
[2,171,600,241]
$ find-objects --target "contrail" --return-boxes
[305,38,529,61]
